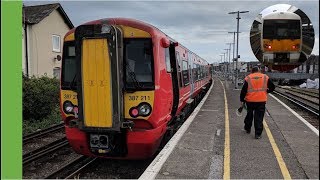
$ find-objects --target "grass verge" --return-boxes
[23,105,62,136]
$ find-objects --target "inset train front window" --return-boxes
[124,39,154,90]
[263,20,301,39]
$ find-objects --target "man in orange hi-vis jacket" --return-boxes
[240,66,275,139]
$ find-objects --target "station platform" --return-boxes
[140,77,319,179]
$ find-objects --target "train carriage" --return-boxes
[60,18,212,159]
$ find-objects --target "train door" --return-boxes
[169,43,179,117]
[74,24,124,132]
[188,52,194,97]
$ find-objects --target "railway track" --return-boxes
[23,137,69,165]
[276,85,319,99]
[45,155,97,179]
[273,90,319,117]
[23,122,66,157]
[23,122,64,143]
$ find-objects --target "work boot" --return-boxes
[242,129,250,134]
[255,134,261,139]
[243,126,251,134]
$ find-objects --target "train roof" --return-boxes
[65,18,163,39]
[65,18,209,65]
[263,11,301,20]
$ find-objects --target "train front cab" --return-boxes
[60,23,168,159]
[261,12,302,65]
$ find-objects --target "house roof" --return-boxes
[23,3,74,29]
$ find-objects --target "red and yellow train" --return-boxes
[60,18,212,159]
[261,11,302,71]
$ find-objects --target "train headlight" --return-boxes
[129,103,152,118]
[63,101,74,114]
[138,103,152,116]
[292,44,300,49]
[129,107,139,118]
[264,44,272,49]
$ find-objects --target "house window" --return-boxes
[52,35,61,52]
[53,67,60,79]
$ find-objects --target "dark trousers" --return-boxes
[244,102,266,135]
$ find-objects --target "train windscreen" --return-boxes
[263,20,301,39]
[61,41,76,90]
[124,38,154,90]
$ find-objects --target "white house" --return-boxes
[23,3,74,78]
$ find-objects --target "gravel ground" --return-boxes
[23,146,80,179]
[79,158,153,179]
[23,130,65,155]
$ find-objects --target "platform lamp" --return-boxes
[226,43,233,82]
[228,10,249,89]
[221,52,226,77]
[224,48,230,75]
[226,43,232,72]
[219,54,224,73]
[228,31,241,83]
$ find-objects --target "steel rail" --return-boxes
[23,137,69,165]
[273,91,319,117]
[276,86,319,99]
[23,122,64,143]
[45,155,97,179]
[285,91,319,105]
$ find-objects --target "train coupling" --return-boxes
[68,119,79,128]
[121,120,135,131]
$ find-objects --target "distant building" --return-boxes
[246,61,261,72]
[229,61,249,72]
[23,3,74,78]
[295,55,319,74]
[239,62,248,72]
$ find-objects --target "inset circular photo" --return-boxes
[250,4,315,71]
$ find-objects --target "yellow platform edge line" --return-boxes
[220,80,230,180]
[263,119,292,179]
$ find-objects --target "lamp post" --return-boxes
[226,43,232,72]
[223,52,227,78]
[219,54,224,73]
[228,32,236,83]
[228,31,240,83]
[228,10,249,89]
[221,52,227,81]
[224,48,229,74]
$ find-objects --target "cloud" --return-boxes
[24,0,319,63]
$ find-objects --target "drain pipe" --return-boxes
[23,7,29,77]
[24,24,29,77]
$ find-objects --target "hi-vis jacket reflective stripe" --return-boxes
[244,73,269,102]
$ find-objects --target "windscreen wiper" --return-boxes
[125,62,142,89]
[69,75,77,92]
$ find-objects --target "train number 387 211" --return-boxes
[128,95,150,101]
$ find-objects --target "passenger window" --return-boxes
[182,60,189,86]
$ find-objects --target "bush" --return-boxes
[23,75,60,121]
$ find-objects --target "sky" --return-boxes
[24,0,319,64]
